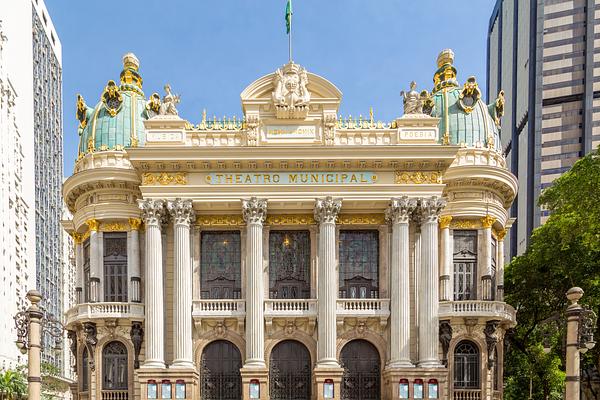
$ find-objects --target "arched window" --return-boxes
[201,340,242,399]
[102,341,128,390]
[81,347,89,392]
[453,341,480,389]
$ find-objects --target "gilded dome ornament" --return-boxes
[458,77,481,114]
[101,80,123,117]
[145,92,162,118]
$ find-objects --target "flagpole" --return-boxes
[288,13,292,62]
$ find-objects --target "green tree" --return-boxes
[504,148,600,399]
[0,368,27,399]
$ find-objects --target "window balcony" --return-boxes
[65,302,145,327]
[439,300,516,326]
[192,299,246,330]
[264,299,317,333]
[101,390,129,400]
[453,389,482,400]
[336,298,390,327]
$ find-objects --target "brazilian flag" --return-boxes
[285,0,292,34]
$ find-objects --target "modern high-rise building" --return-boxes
[0,0,65,373]
[487,0,600,257]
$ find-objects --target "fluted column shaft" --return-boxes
[128,218,142,303]
[439,216,453,301]
[418,197,445,368]
[242,198,267,368]
[169,199,195,368]
[481,216,496,301]
[86,219,100,303]
[140,199,166,369]
[315,197,342,368]
[496,230,506,301]
[74,234,83,304]
[386,197,413,367]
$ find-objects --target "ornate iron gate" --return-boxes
[269,340,311,400]
[201,340,242,400]
[340,340,381,400]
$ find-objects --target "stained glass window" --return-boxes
[339,230,379,298]
[83,239,90,303]
[453,230,477,300]
[102,341,128,390]
[201,231,241,299]
[269,231,311,299]
[103,232,128,302]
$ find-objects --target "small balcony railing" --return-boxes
[439,300,516,325]
[336,298,390,327]
[264,299,317,332]
[453,389,482,400]
[192,299,246,331]
[66,302,145,327]
[101,390,129,400]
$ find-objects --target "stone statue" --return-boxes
[272,63,311,108]
[484,320,500,369]
[146,92,161,118]
[400,81,423,114]
[82,322,98,371]
[130,322,144,369]
[439,320,453,366]
[159,84,180,116]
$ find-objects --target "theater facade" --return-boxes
[63,50,517,400]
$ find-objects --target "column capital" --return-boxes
[85,219,99,232]
[242,197,267,225]
[167,199,195,226]
[412,196,447,224]
[314,196,342,224]
[71,232,83,244]
[439,215,453,229]
[496,228,507,240]
[481,215,496,229]
[128,218,142,231]
[138,199,167,227]
[385,196,414,225]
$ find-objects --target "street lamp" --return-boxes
[13,290,65,400]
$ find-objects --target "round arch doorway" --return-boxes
[200,340,242,400]
[340,339,381,400]
[269,340,311,400]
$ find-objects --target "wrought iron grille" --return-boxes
[103,233,128,302]
[338,231,379,299]
[453,341,480,389]
[102,341,128,390]
[201,232,242,299]
[269,340,312,400]
[201,341,242,400]
[453,230,478,300]
[340,340,381,400]
[269,230,311,299]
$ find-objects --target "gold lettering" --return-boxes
[235,174,242,184]
[254,174,261,183]
[225,174,233,184]
[289,174,298,183]
[264,174,271,183]
[311,173,319,183]
[360,173,367,183]
[341,174,348,183]
[301,174,308,183]
[326,173,334,183]
[215,174,223,184]
[245,174,252,184]
[273,174,280,183]
[350,174,358,183]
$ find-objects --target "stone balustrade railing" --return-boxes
[453,389,482,400]
[264,299,317,314]
[336,298,390,327]
[65,302,145,327]
[192,299,246,316]
[439,300,516,324]
[101,390,129,400]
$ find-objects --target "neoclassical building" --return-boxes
[63,49,517,400]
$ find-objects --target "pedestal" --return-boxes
[240,367,269,400]
[382,367,448,400]
[138,368,199,400]
[313,366,344,400]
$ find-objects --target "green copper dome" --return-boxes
[76,53,148,157]
[429,49,504,149]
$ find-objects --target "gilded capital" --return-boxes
[385,196,413,225]
[71,232,83,244]
[242,197,267,225]
[85,219,100,232]
[167,199,195,226]
[138,199,167,227]
[128,218,142,231]
[439,215,453,229]
[496,228,507,241]
[314,196,342,225]
[481,215,496,229]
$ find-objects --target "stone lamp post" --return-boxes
[14,290,65,400]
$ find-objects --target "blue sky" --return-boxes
[46,0,496,175]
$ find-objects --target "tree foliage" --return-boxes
[0,368,27,399]
[504,149,600,399]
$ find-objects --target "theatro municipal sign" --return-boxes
[205,172,378,185]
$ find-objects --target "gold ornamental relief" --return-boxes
[128,218,142,231]
[450,219,481,230]
[142,172,188,185]
[266,214,316,225]
[495,228,507,240]
[395,171,442,184]
[100,222,129,232]
[439,216,453,229]
[196,215,245,227]
[480,215,497,229]
[337,214,386,225]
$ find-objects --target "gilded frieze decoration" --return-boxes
[266,214,315,225]
[100,222,129,232]
[196,215,244,226]
[142,172,187,185]
[395,171,442,184]
[450,219,481,230]
[337,214,386,225]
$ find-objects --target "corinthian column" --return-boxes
[168,199,195,369]
[439,216,453,301]
[481,215,496,301]
[386,197,414,368]
[139,199,166,369]
[73,233,83,304]
[496,229,506,301]
[242,197,267,368]
[417,196,446,368]
[314,196,342,368]
[86,219,100,303]
[128,218,142,303]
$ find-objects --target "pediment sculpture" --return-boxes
[272,62,311,118]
